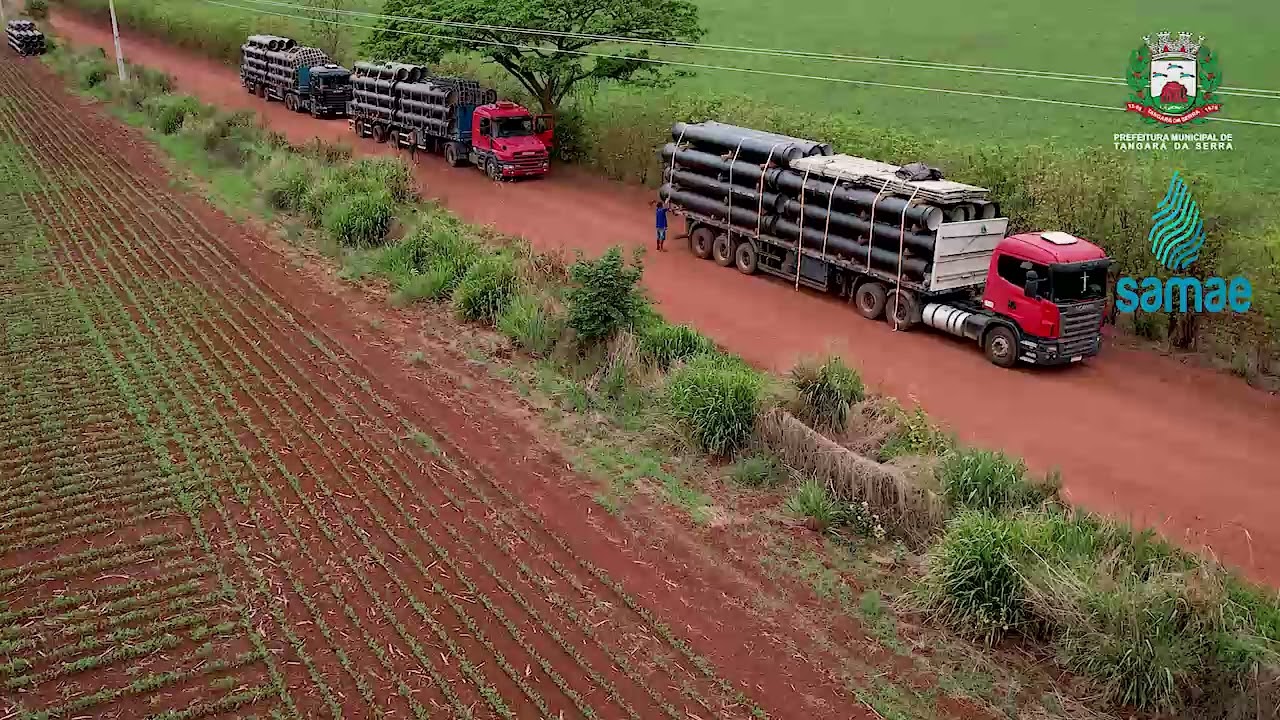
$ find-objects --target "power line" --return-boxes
[204,0,1280,129]
[230,0,1280,100]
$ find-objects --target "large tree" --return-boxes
[363,0,704,113]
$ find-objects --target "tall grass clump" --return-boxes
[636,320,716,369]
[322,190,394,247]
[26,0,49,19]
[453,254,519,325]
[789,355,865,433]
[499,293,561,355]
[667,354,765,456]
[141,94,204,135]
[260,155,316,212]
[938,448,1056,513]
[784,478,841,529]
[340,157,414,203]
[918,510,1036,643]
[379,225,482,302]
[565,246,646,347]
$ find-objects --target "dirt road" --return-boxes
[51,10,1280,584]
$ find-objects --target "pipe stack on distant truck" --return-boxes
[6,20,46,56]
[347,61,554,180]
[660,121,1112,368]
[239,35,351,117]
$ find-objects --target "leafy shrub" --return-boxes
[565,246,646,346]
[453,254,519,325]
[784,479,840,527]
[637,320,716,369]
[790,356,864,433]
[918,510,1032,643]
[26,0,49,19]
[300,138,352,165]
[499,293,561,355]
[879,405,955,459]
[666,354,764,456]
[186,110,258,164]
[260,156,315,212]
[142,94,204,134]
[301,172,344,225]
[75,56,111,90]
[378,226,482,298]
[322,191,394,247]
[938,448,1054,513]
[729,452,787,487]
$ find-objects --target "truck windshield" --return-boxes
[494,117,534,138]
[1051,265,1108,303]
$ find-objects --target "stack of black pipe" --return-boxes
[658,121,998,281]
[351,61,497,137]
[241,35,336,92]
[6,20,46,56]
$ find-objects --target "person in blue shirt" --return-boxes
[652,199,669,251]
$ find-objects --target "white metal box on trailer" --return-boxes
[927,218,1009,293]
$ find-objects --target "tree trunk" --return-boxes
[1167,311,1198,349]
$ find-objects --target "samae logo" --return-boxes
[1116,171,1251,313]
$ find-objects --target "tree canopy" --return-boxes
[363,0,704,113]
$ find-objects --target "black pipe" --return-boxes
[671,122,809,166]
[669,170,786,214]
[660,144,769,186]
[780,200,936,255]
[659,185,772,231]
[770,171,944,230]
[772,219,929,278]
[701,120,832,157]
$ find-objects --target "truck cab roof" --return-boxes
[1002,231,1109,265]
[477,101,532,118]
[312,64,350,76]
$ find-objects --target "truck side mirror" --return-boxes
[1024,270,1041,300]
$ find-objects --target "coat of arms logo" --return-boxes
[1125,31,1222,125]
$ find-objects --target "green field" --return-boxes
[671,0,1280,185]
[59,0,1280,187]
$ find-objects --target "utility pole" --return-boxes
[1,0,9,27]
[108,0,128,83]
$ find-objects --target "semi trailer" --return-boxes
[239,35,351,117]
[347,61,553,180]
[660,122,1111,368]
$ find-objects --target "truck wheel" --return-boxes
[284,94,297,112]
[445,142,465,167]
[256,83,266,99]
[735,241,758,274]
[690,228,715,259]
[983,326,1019,368]
[854,281,887,320]
[712,235,735,267]
[485,158,502,181]
[373,124,389,143]
[883,289,919,330]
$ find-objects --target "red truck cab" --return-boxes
[978,231,1111,366]
[469,101,554,179]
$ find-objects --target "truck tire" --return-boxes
[983,326,1019,368]
[690,227,715,259]
[883,289,920,330]
[712,234,735,267]
[854,281,887,320]
[734,241,758,274]
[485,157,502,181]
[284,94,298,112]
[373,124,389,144]
[256,83,267,99]
[445,142,465,167]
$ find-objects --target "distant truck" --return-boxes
[660,122,1112,368]
[347,61,553,180]
[239,35,351,118]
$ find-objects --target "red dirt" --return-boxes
[2,55,917,718]
[50,8,1280,586]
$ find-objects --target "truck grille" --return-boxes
[1058,299,1104,357]
[509,152,547,170]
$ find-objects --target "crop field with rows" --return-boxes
[0,58,765,720]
